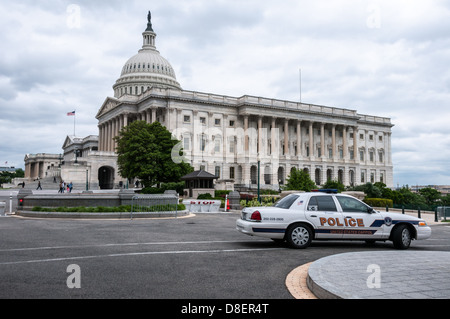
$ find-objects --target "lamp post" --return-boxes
[74,148,79,164]
[85,169,89,191]
[257,160,261,203]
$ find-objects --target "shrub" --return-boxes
[364,198,393,208]
[197,193,214,199]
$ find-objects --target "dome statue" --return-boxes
[113,12,181,97]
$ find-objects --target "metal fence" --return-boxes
[437,206,450,221]
[130,194,179,219]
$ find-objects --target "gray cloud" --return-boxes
[1,0,449,186]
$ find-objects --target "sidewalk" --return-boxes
[306,251,450,299]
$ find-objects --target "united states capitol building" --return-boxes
[24,12,394,191]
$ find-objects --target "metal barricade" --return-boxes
[130,194,179,219]
[437,206,450,221]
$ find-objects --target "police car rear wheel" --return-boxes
[392,224,411,250]
[286,224,312,249]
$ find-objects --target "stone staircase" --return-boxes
[16,177,87,192]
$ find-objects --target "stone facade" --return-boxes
[24,153,62,180]
[96,88,394,189]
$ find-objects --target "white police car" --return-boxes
[236,192,431,249]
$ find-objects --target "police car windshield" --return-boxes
[274,194,299,209]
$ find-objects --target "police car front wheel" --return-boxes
[392,224,412,250]
[286,224,313,249]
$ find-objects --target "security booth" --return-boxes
[181,170,218,199]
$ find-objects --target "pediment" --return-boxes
[62,136,81,149]
[96,97,121,119]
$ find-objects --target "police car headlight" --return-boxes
[418,221,427,227]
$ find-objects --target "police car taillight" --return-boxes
[250,211,262,222]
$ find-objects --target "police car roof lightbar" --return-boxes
[311,189,338,194]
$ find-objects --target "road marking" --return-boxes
[0,240,269,252]
[0,247,282,266]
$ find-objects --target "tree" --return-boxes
[321,179,345,193]
[419,187,441,206]
[115,121,193,188]
[0,169,24,187]
[284,168,316,192]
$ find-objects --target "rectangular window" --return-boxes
[360,151,364,161]
[229,140,235,153]
[183,137,190,151]
[229,120,235,127]
[215,166,221,178]
[184,115,190,123]
[214,139,221,152]
[230,167,235,179]
[200,136,206,151]
[200,117,206,125]
[214,118,221,126]
[370,151,374,162]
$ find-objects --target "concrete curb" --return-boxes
[15,210,192,220]
[285,263,317,299]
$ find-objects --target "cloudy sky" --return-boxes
[1,0,449,187]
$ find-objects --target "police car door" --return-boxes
[305,195,344,239]
[335,195,384,240]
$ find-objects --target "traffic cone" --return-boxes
[227,198,230,211]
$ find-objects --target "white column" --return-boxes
[332,124,336,160]
[343,126,348,160]
[296,120,301,157]
[284,119,289,156]
[320,123,325,159]
[309,122,314,159]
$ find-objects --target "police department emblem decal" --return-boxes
[384,217,393,226]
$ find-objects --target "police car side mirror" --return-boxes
[368,207,375,214]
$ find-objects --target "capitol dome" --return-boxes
[113,12,181,98]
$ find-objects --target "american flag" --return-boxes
[67,111,76,116]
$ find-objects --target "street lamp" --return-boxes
[85,169,89,191]
[257,160,261,203]
[74,148,79,164]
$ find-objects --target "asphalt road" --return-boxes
[1,212,449,300]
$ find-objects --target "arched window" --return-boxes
[315,168,321,186]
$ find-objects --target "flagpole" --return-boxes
[299,68,302,104]
[74,109,76,136]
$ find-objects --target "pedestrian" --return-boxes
[36,181,42,190]
[58,181,63,193]
[69,182,73,193]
